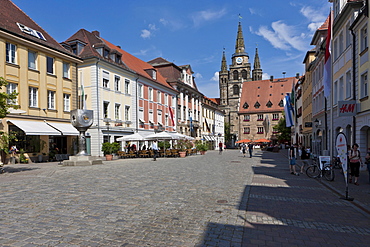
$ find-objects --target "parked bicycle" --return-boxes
[306,158,335,181]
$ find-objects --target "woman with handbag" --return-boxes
[348,143,362,185]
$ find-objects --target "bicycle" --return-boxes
[306,159,335,181]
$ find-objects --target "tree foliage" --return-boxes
[224,122,231,143]
[273,116,292,143]
[0,77,19,118]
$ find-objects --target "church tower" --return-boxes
[252,47,262,81]
[219,21,252,144]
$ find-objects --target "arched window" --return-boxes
[242,70,248,80]
[233,70,239,80]
[233,85,239,95]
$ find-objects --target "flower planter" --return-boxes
[179,151,186,158]
[200,151,206,155]
[105,154,113,161]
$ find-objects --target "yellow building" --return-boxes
[0,0,82,162]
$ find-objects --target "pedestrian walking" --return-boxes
[289,143,299,176]
[241,143,246,157]
[349,143,362,185]
[248,143,253,158]
[218,142,223,154]
[300,146,310,174]
[152,141,158,161]
[365,151,370,184]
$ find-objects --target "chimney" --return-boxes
[92,30,100,37]
[117,45,121,49]
[270,76,274,82]
[296,73,300,79]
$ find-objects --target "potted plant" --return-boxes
[176,139,192,157]
[19,149,29,163]
[101,142,120,161]
[196,141,208,155]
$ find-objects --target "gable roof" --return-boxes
[239,76,297,114]
[0,0,76,57]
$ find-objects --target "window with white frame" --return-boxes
[339,76,344,101]
[157,91,161,103]
[46,56,54,74]
[172,96,176,107]
[346,71,351,99]
[114,76,120,91]
[6,83,17,104]
[138,84,143,98]
[103,71,109,88]
[361,26,368,52]
[103,101,109,118]
[28,50,37,69]
[361,72,368,98]
[243,115,250,121]
[333,39,338,60]
[63,94,70,112]
[125,79,130,94]
[157,109,162,124]
[125,105,130,121]
[29,87,38,107]
[115,104,120,120]
[257,127,264,134]
[149,88,153,101]
[63,62,70,78]
[339,31,344,55]
[164,94,168,105]
[6,42,16,64]
[257,114,263,120]
[48,90,55,109]
[243,127,250,134]
[273,113,279,120]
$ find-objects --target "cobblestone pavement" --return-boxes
[1,149,369,246]
[243,150,370,247]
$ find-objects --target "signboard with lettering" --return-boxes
[338,100,357,116]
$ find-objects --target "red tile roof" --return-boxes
[0,0,76,57]
[239,76,298,114]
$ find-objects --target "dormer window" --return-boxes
[103,49,109,58]
[254,101,260,109]
[144,69,157,80]
[243,102,249,109]
[266,100,273,108]
[116,54,121,64]
[278,99,284,107]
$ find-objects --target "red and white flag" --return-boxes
[168,107,175,126]
[323,11,332,98]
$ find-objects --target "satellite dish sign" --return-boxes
[336,132,348,184]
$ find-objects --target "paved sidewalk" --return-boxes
[242,149,370,246]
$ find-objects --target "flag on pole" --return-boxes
[284,94,294,127]
[168,107,175,126]
[81,84,86,110]
[323,11,332,98]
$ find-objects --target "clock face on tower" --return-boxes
[236,57,243,64]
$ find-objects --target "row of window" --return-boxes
[242,113,280,122]
[7,82,71,111]
[6,42,71,78]
[243,127,265,134]
[103,101,130,121]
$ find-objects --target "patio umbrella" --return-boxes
[235,139,252,143]
[116,132,145,141]
[168,132,185,140]
[254,138,271,143]
[146,132,173,140]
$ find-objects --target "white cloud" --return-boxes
[191,8,227,27]
[140,23,158,39]
[255,21,308,52]
[262,73,270,80]
[194,73,203,79]
[300,6,328,32]
[140,29,151,39]
[211,72,219,82]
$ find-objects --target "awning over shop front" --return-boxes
[7,119,61,136]
[203,136,210,141]
[45,121,79,136]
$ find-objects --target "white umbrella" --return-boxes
[168,132,186,139]
[116,132,145,141]
[146,132,173,140]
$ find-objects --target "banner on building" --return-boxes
[338,100,357,116]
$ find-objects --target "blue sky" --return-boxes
[12,0,331,98]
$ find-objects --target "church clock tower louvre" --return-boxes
[219,20,263,147]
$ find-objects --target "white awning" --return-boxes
[7,119,61,136]
[203,136,210,141]
[45,121,79,136]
